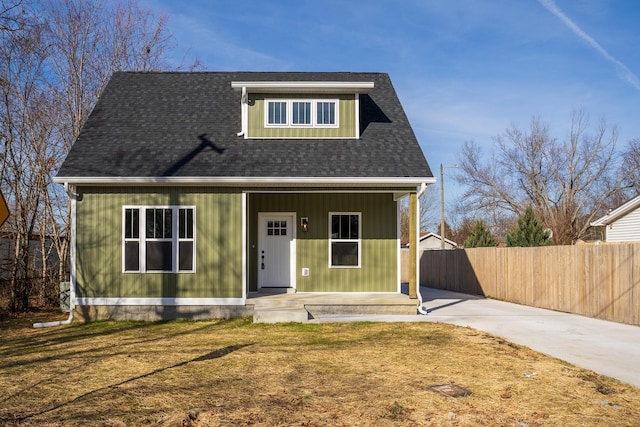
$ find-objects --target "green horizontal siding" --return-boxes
[247,94,356,138]
[249,193,398,292]
[75,187,243,299]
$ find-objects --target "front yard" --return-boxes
[1,311,639,426]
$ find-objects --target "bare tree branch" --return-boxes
[455,111,624,245]
[0,0,196,311]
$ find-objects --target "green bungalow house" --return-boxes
[54,72,435,321]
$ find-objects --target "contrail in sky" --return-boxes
[538,0,640,91]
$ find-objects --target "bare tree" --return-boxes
[41,0,188,288]
[620,138,640,198]
[0,0,193,311]
[0,0,23,33]
[455,111,623,245]
[449,216,475,247]
[0,14,57,310]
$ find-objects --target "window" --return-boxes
[265,99,338,128]
[267,220,287,236]
[123,206,195,273]
[267,101,287,125]
[316,101,336,125]
[124,208,140,272]
[292,101,311,125]
[329,213,360,268]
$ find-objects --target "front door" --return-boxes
[258,213,295,288]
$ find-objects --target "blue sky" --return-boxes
[149,0,640,202]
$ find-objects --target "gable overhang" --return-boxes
[419,232,458,248]
[591,194,640,227]
[230,81,375,94]
[53,176,436,188]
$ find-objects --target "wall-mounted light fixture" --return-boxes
[301,217,309,232]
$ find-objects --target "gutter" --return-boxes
[237,86,247,137]
[52,176,437,186]
[415,183,428,315]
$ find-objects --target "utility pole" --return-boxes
[440,164,445,249]
[439,163,457,249]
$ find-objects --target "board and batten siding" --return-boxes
[605,208,640,242]
[247,94,356,138]
[248,192,398,292]
[74,186,243,299]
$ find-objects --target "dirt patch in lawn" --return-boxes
[1,312,639,426]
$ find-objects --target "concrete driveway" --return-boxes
[315,287,640,389]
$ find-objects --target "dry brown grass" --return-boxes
[1,311,639,426]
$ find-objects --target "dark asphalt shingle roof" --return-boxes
[56,71,433,180]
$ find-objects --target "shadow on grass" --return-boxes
[9,343,253,423]
[0,320,230,369]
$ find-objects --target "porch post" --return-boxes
[408,192,417,299]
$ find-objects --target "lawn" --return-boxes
[1,311,639,426]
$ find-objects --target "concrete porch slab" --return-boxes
[248,291,418,323]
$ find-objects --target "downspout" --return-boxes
[416,183,428,315]
[236,86,247,137]
[34,182,76,328]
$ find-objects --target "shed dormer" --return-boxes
[231,81,374,139]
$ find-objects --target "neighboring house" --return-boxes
[55,72,434,320]
[401,232,457,250]
[590,195,640,242]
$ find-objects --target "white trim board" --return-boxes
[74,298,245,306]
[54,177,437,186]
[231,81,374,94]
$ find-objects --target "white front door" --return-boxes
[258,213,295,288]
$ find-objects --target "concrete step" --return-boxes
[258,287,297,294]
[253,307,310,323]
[306,303,417,318]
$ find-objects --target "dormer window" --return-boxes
[267,101,287,125]
[265,99,338,128]
[316,101,335,125]
[292,101,311,125]
[231,80,374,139]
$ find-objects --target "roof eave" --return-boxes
[230,81,375,94]
[590,194,640,226]
[53,176,436,187]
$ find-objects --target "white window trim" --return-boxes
[122,205,196,273]
[328,212,361,269]
[265,100,288,126]
[265,98,339,128]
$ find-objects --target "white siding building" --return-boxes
[591,195,640,242]
[401,232,458,250]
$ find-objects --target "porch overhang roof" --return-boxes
[53,176,436,187]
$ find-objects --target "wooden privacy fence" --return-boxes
[408,245,640,326]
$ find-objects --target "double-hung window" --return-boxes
[266,99,338,128]
[123,206,195,273]
[329,213,361,268]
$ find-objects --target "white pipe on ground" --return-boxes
[33,310,73,328]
